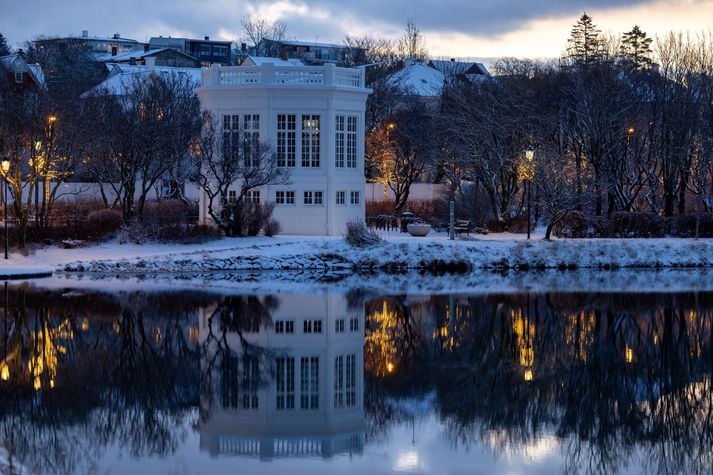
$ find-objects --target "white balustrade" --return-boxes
[208,64,364,89]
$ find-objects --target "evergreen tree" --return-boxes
[566,13,602,67]
[620,25,653,70]
[0,33,10,56]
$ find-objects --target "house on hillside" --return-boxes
[195,61,371,235]
[427,59,489,79]
[81,64,202,98]
[387,59,490,104]
[34,31,143,56]
[149,36,232,66]
[95,47,199,68]
[0,54,45,92]
[253,39,362,66]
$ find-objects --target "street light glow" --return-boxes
[1,160,9,173]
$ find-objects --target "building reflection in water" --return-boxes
[198,292,366,460]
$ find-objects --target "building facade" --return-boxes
[149,36,232,66]
[199,292,365,460]
[34,31,142,56]
[195,62,371,236]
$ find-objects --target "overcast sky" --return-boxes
[3,0,713,59]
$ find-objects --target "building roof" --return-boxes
[428,59,489,76]
[388,62,445,97]
[82,65,202,97]
[260,38,348,50]
[242,55,304,67]
[35,33,139,44]
[94,48,198,63]
[0,54,46,89]
[149,36,232,45]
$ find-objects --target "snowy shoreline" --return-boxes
[54,234,713,274]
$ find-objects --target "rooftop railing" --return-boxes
[201,63,366,89]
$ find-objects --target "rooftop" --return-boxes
[199,63,366,89]
[242,55,305,67]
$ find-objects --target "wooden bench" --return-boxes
[454,219,471,236]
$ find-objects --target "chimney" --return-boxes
[204,36,210,41]
[450,58,455,62]
[111,46,117,56]
[279,48,288,61]
[113,33,120,39]
[82,30,89,38]
[144,43,149,52]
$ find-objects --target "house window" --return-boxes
[335,319,345,333]
[223,114,240,159]
[276,190,295,205]
[14,71,23,84]
[301,115,320,167]
[276,356,295,410]
[277,114,296,167]
[300,356,319,409]
[243,114,260,166]
[335,354,357,408]
[221,355,239,409]
[200,44,211,56]
[214,45,228,57]
[246,190,260,204]
[241,355,259,409]
[336,191,345,205]
[349,317,359,331]
[303,191,323,205]
[276,320,294,334]
[228,190,237,204]
[335,115,357,168]
[303,319,323,333]
[350,191,360,205]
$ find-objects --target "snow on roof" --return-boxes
[0,54,46,88]
[388,63,445,97]
[94,48,197,62]
[280,39,348,49]
[242,55,304,67]
[82,65,202,97]
[428,60,488,76]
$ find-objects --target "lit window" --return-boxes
[301,115,320,167]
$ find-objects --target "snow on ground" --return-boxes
[3,230,713,277]
[0,447,32,475]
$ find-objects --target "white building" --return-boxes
[199,292,365,459]
[195,61,371,235]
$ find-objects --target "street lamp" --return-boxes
[1,159,10,259]
[524,149,534,240]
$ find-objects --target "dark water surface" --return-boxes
[0,280,711,475]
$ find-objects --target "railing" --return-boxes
[204,63,366,89]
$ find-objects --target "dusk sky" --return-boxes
[3,0,713,59]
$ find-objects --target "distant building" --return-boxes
[95,47,199,68]
[148,36,232,66]
[240,55,304,67]
[81,64,202,98]
[0,54,45,92]
[427,59,489,79]
[254,39,361,66]
[34,30,143,56]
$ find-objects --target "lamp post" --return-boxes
[383,122,396,203]
[525,149,534,240]
[1,159,9,259]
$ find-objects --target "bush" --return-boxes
[553,211,589,238]
[601,212,665,238]
[264,218,281,237]
[670,213,713,238]
[344,219,382,247]
[221,201,277,237]
[85,209,124,241]
[485,214,530,234]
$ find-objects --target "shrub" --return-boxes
[221,200,277,237]
[344,219,382,247]
[485,214,530,234]
[85,209,124,241]
[264,218,281,237]
[670,213,713,238]
[553,211,589,238]
[602,212,665,238]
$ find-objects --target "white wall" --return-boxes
[365,183,447,203]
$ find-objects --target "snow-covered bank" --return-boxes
[58,235,713,274]
[0,266,52,279]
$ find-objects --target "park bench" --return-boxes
[454,219,471,236]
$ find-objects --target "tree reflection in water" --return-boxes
[364,292,713,475]
[0,284,711,475]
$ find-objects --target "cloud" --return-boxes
[2,0,712,59]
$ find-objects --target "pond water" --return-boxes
[0,277,711,475]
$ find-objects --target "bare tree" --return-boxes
[396,19,428,61]
[239,16,288,57]
[190,113,290,235]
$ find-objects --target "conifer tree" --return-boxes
[0,33,10,56]
[620,25,653,70]
[566,13,602,67]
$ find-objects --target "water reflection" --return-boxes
[0,283,711,475]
